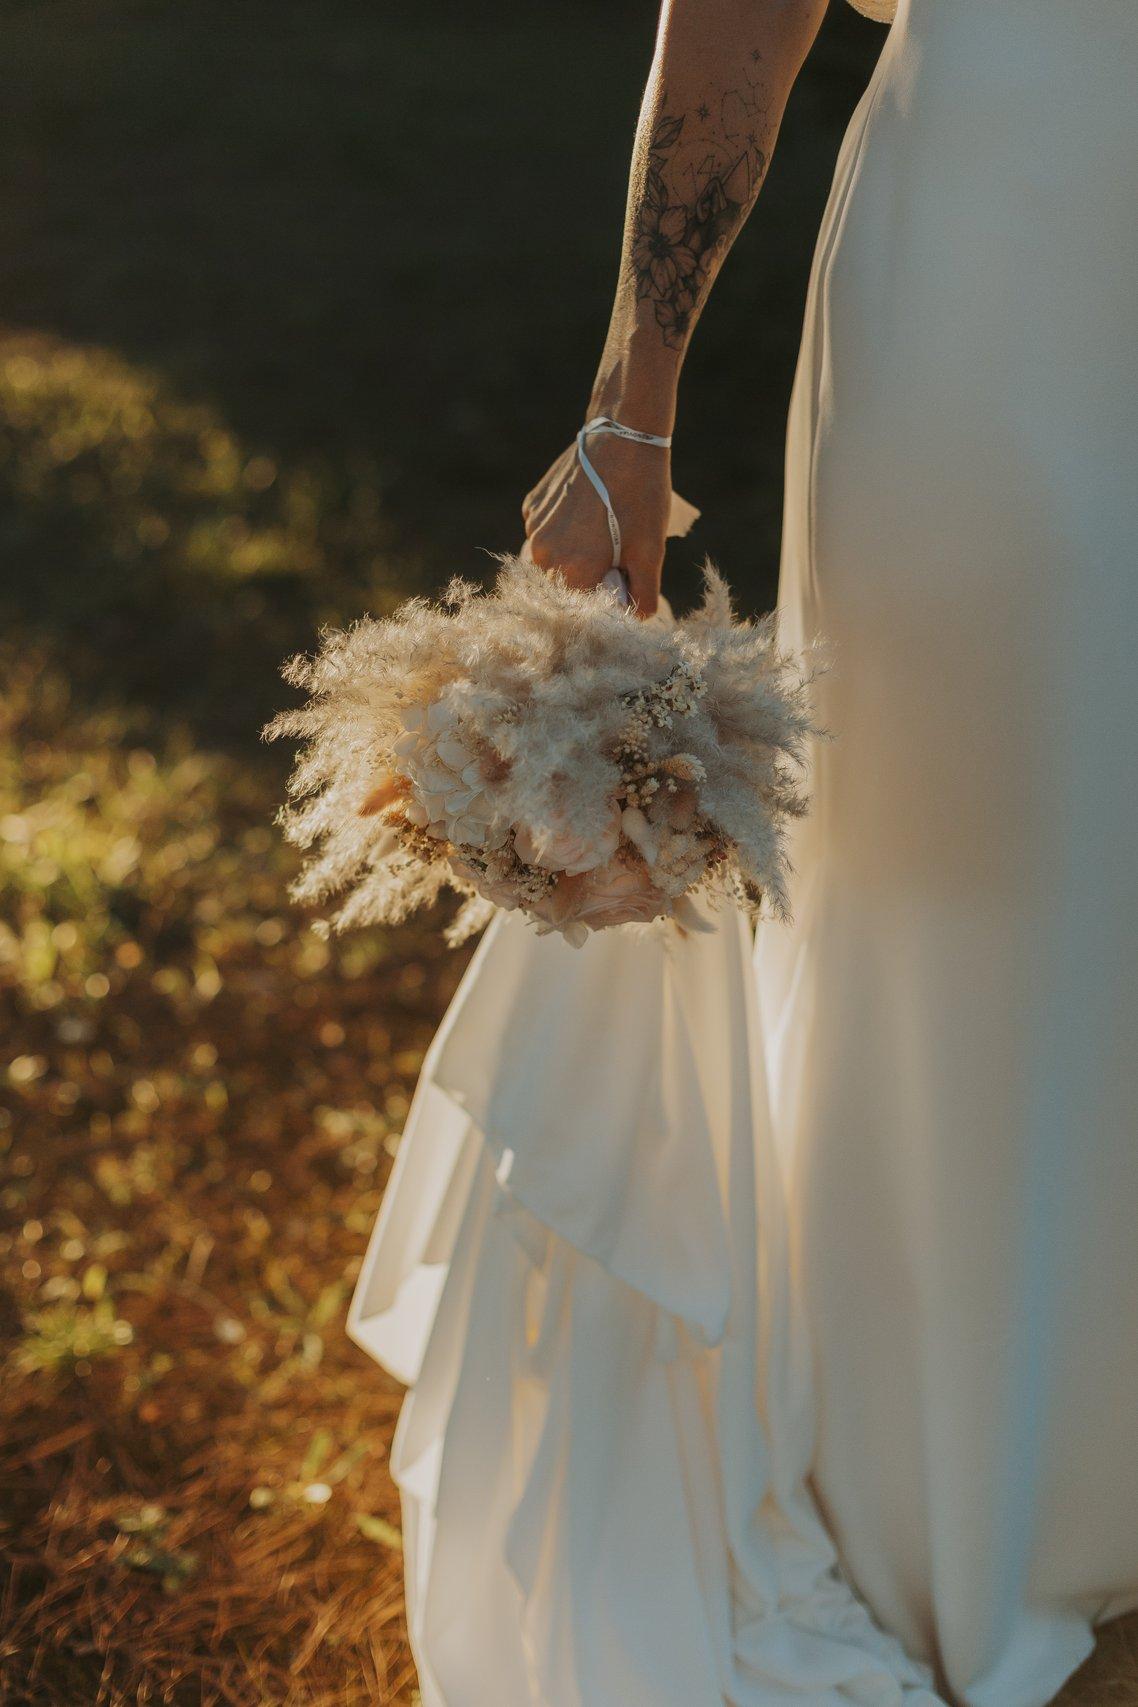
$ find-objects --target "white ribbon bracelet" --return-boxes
[575,414,672,573]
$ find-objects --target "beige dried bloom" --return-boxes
[265,557,821,945]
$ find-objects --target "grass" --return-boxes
[0,653,466,1703]
[0,2,1132,1703]
[0,332,403,743]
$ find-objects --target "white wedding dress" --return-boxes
[349,1,1138,1702]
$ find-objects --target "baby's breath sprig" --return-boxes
[393,820,442,864]
[511,862,558,907]
[619,657,707,730]
[613,717,661,811]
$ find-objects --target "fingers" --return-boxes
[527,532,607,593]
[519,436,667,613]
[624,553,662,619]
[557,561,609,594]
[521,444,575,526]
[523,533,557,572]
[525,521,663,609]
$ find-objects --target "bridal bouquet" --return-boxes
[266,557,820,947]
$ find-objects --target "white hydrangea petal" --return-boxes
[435,734,473,769]
[451,818,487,847]
[419,792,449,823]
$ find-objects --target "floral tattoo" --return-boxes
[631,79,771,350]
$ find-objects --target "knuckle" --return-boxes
[557,563,601,592]
[624,550,664,582]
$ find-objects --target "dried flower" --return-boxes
[561,857,671,931]
[513,803,622,876]
[266,556,821,945]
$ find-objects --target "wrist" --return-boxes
[589,329,680,439]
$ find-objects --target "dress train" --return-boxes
[350,908,943,1704]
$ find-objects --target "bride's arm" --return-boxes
[523,0,829,613]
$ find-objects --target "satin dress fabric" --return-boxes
[351,909,943,1706]
[349,1,1138,1701]
[762,0,1138,1700]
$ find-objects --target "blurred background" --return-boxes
[1,4,1130,1704]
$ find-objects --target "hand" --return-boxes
[521,430,672,617]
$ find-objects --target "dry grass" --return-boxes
[0,654,465,1703]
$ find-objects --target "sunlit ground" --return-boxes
[0,328,464,1699]
[0,603,464,1705]
[0,5,1134,1703]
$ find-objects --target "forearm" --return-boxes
[590,0,829,435]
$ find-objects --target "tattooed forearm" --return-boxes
[591,0,828,418]
[631,84,771,349]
